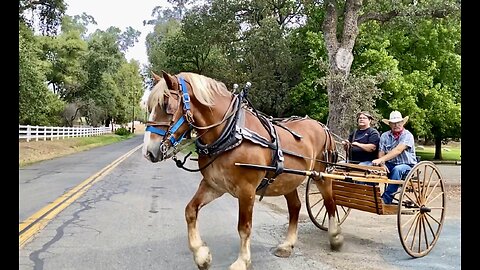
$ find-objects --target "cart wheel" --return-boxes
[305,156,350,231]
[397,161,446,257]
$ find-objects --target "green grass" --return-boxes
[72,133,135,148]
[415,145,461,161]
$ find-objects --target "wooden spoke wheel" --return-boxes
[397,161,446,258]
[305,155,350,231]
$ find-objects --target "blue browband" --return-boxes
[146,77,193,146]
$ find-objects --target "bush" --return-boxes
[115,127,131,136]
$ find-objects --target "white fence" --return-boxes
[19,125,112,142]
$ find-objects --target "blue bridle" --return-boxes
[146,77,193,147]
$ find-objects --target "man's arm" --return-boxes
[351,142,376,152]
[372,143,408,165]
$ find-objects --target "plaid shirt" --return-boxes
[379,129,417,166]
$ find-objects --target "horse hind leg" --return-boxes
[185,179,223,270]
[316,177,344,250]
[274,189,301,258]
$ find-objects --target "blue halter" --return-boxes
[146,77,193,146]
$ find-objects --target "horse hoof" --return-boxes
[329,234,344,251]
[228,259,251,270]
[194,246,212,270]
[274,244,293,258]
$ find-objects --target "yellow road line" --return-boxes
[19,144,143,248]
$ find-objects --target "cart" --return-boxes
[305,160,446,258]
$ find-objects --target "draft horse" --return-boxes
[142,71,343,270]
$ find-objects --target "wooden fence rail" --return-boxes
[19,125,112,142]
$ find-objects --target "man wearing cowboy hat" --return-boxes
[372,110,417,204]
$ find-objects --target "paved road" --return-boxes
[19,135,145,222]
[433,163,461,186]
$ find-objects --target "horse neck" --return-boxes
[191,94,235,144]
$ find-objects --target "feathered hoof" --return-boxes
[329,234,344,251]
[228,259,251,270]
[194,245,212,270]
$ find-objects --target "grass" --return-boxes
[415,145,461,161]
[19,133,135,167]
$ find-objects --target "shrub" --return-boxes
[115,127,130,136]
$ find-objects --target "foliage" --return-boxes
[241,17,299,116]
[19,0,67,35]
[360,15,461,145]
[19,22,65,126]
[36,16,88,100]
[114,127,131,136]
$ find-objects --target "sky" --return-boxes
[65,0,171,67]
[65,0,172,103]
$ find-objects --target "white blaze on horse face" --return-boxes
[142,110,157,158]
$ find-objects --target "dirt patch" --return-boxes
[19,138,94,166]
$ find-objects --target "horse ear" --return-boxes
[162,70,178,90]
[151,71,162,83]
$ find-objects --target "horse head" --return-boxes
[143,71,233,162]
[143,71,194,162]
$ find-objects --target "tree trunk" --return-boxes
[323,0,362,139]
[434,137,443,160]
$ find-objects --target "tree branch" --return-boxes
[322,0,339,54]
[341,0,362,50]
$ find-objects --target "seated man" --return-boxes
[372,111,417,204]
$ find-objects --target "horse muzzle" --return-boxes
[144,141,174,163]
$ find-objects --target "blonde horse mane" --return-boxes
[147,72,230,112]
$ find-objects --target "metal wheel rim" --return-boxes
[397,161,446,257]
[306,177,351,231]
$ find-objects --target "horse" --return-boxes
[142,71,343,270]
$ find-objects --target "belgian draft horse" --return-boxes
[142,71,343,270]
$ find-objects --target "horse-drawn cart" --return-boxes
[237,159,446,258]
[305,160,446,258]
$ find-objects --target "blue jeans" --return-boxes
[382,163,413,204]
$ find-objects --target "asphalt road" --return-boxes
[19,135,461,270]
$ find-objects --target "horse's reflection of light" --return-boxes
[143,71,343,270]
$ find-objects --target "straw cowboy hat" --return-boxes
[382,110,409,125]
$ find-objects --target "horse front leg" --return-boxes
[185,179,223,270]
[229,190,256,270]
[274,189,301,258]
[316,176,344,250]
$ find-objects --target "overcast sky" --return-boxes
[65,0,171,67]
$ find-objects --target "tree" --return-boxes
[313,0,460,138]
[113,61,145,127]
[369,16,461,159]
[36,16,88,99]
[19,0,67,35]
[19,21,65,126]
